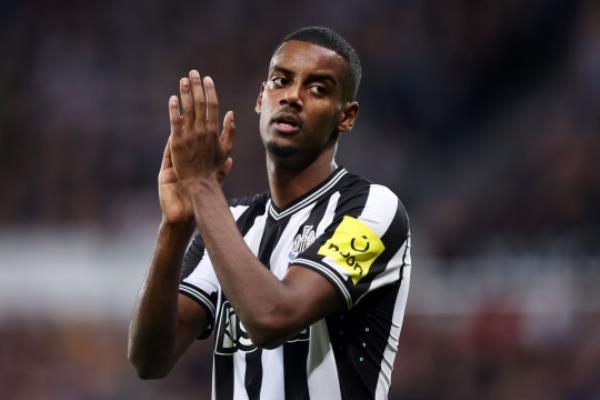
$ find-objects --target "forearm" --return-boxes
[188,179,294,346]
[128,221,193,377]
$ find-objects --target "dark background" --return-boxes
[1,0,599,398]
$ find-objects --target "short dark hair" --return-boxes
[276,26,362,101]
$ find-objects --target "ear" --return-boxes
[255,82,266,114]
[337,101,359,133]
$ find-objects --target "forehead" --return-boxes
[269,40,348,79]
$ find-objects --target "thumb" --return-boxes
[221,110,236,156]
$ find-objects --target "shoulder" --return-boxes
[227,191,270,219]
[227,191,270,208]
[336,170,409,233]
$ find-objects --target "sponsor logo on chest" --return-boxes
[215,301,309,355]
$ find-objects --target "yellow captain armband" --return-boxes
[318,216,385,285]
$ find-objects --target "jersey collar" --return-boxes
[268,167,347,221]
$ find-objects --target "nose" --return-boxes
[279,84,302,111]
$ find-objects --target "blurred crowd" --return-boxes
[1,0,597,257]
[2,312,599,399]
[1,0,599,398]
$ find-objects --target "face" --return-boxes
[255,40,358,167]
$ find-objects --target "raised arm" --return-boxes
[168,70,343,349]
[128,80,234,378]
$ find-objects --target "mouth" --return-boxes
[271,112,301,134]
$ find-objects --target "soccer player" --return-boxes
[128,26,411,400]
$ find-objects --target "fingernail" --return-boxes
[170,95,178,104]
[204,76,213,85]
[190,70,199,78]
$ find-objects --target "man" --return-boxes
[128,26,411,400]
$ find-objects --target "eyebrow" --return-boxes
[270,65,338,86]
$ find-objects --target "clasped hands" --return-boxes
[168,70,235,188]
[157,70,235,225]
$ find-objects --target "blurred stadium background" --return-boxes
[1,0,599,398]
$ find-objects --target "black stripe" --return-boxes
[181,233,205,280]
[365,242,409,398]
[280,199,331,399]
[283,340,310,399]
[327,279,404,399]
[244,349,263,400]
[244,213,291,398]
[298,194,330,234]
[212,195,270,400]
[181,193,269,281]
[235,193,270,239]
[215,353,234,400]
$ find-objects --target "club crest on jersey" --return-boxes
[288,225,316,261]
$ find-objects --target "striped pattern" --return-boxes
[179,167,411,399]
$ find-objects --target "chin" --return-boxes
[266,142,299,158]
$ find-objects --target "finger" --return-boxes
[221,110,236,156]
[203,76,220,134]
[217,157,233,185]
[169,95,182,136]
[189,70,206,131]
[179,77,193,130]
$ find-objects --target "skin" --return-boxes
[128,40,359,379]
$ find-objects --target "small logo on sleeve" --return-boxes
[317,216,385,285]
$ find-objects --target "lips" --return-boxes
[271,112,302,134]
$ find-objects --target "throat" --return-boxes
[267,155,338,210]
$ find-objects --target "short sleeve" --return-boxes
[293,184,410,309]
[179,233,219,339]
[178,199,254,339]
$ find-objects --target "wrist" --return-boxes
[158,219,195,241]
[183,175,222,199]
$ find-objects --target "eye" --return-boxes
[309,84,327,96]
[270,77,289,88]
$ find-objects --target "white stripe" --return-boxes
[269,169,347,220]
[307,319,342,400]
[179,285,215,317]
[357,184,398,237]
[231,203,250,220]
[233,350,249,400]
[242,208,268,256]
[293,258,352,308]
[231,209,267,399]
[315,191,340,237]
[180,202,249,321]
[374,236,411,399]
[259,348,285,399]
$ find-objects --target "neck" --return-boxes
[266,145,338,209]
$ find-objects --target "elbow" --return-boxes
[127,347,171,380]
[249,331,281,350]
[131,363,169,380]
[244,314,292,350]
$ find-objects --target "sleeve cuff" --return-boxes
[179,282,216,339]
[292,258,353,309]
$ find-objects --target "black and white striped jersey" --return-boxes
[179,166,411,400]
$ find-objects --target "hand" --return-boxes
[158,138,194,225]
[168,70,235,188]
